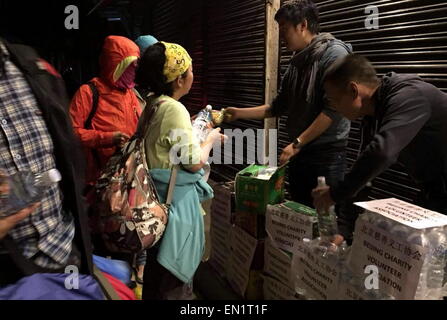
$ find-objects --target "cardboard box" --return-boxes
[264,238,294,289]
[263,275,299,300]
[266,201,318,254]
[210,181,236,224]
[245,270,264,300]
[209,214,232,277]
[225,225,265,298]
[235,165,285,215]
[294,240,341,300]
[234,210,266,239]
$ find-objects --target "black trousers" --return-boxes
[288,148,347,207]
[142,246,183,300]
[418,174,447,215]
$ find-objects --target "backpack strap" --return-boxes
[84,82,99,129]
[165,166,178,207]
[92,265,122,300]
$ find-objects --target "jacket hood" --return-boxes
[99,35,140,87]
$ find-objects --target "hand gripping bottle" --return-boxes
[0,169,62,217]
[316,176,338,243]
[192,105,213,144]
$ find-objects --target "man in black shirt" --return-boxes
[313,54,447,222]
[226,0,351,207]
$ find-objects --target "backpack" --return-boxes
[93,98,176,254]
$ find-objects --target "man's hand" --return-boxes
[0,203,39,240]
[223,107,239,122]
[312,185,335,214]
[113,132,130,148]
[279,143,300,166]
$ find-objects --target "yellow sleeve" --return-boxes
[159,101,202,169]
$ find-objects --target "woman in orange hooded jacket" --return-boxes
[70,36,142,187]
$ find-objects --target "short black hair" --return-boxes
[324,54,380,89]
[275,0,320,34]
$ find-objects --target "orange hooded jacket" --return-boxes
[70,36,142,186]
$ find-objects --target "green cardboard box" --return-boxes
[235,164,286,215]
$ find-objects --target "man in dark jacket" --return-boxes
[226,0,352,207]
[313,54,447,225]
[0,38,92,286]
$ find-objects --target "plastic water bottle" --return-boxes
[192,105,213,144]
[0,169,61,217]
[374,214,394,232]
[390,223,410,240]
[407,229,429,299]
[316,177,338,243]
[425,227,447,299]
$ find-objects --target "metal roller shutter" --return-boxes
[206,0,266,182]
[151,0,206,115]
[149,0,266,183]
[279,0,447,203]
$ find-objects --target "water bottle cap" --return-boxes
[317,176,326,187]
[205,105,212,111]
[48,169,62,183]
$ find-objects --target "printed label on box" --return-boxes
[348,218,426,300]
[264,238,294,288]
[263,275,299,300]
[295,242,340,300]
[266,204,316,253]
[355,198,447,229]
[226,225,258,296]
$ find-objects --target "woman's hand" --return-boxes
[205,128,227,146]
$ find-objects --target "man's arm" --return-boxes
[225,67,292,121]
[331,89,431,202]
[294,112,333,147]
[296,44,351,147]
[227,104,272,121]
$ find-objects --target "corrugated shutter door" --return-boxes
[151,0,206,115]
[206,0,266,182]
[279,0,447,203]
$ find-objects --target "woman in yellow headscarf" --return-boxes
[135,42,225,300]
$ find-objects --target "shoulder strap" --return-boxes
[135,96,159,138]
[92,265,122,300]
[84,82,99,129]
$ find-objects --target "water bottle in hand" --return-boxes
[192,105,213,144]
[0,169,61,217]
[316,176,338,243]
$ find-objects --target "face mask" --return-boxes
[115,62,136,89]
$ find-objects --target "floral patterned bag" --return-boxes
[93,99,175,254]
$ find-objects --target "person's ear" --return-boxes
[349,81,359,99]
[300,19,308,33]
[173,76,183,90]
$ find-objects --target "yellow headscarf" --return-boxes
[161,41,192,83]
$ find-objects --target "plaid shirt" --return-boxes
[0,42,74,269]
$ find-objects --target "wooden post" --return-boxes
[264,0,280,166]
